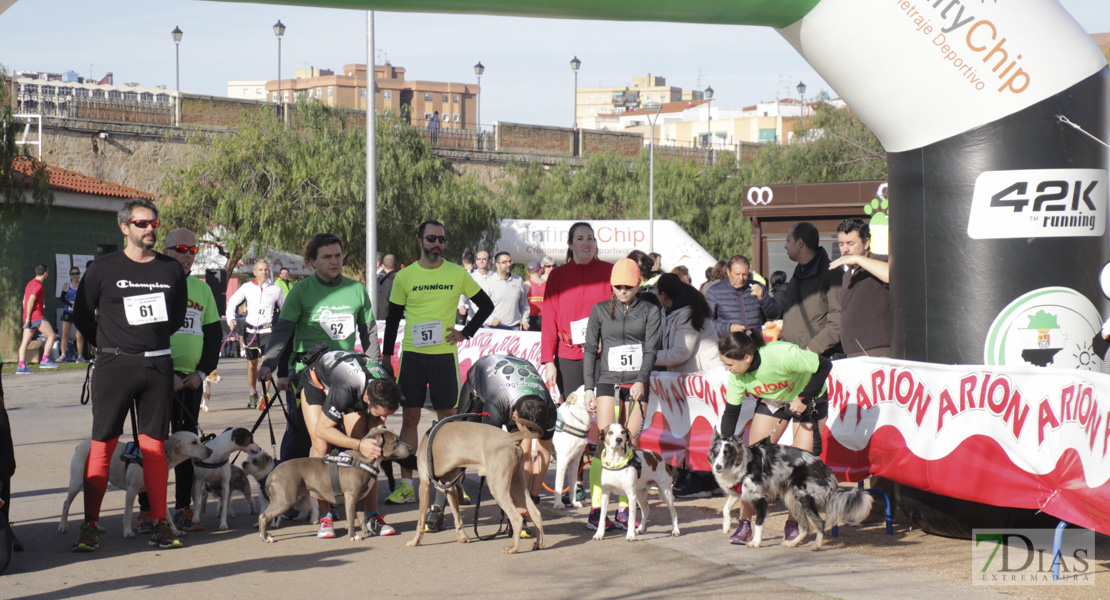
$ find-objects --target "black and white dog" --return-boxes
[707,431,872,550]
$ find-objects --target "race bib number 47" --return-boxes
[124,292,169,325]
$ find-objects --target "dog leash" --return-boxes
[472,476,510,541]
[79,360,95,405]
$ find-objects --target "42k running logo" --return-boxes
[967,168,1107,239]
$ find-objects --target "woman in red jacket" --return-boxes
[541,222,613,399]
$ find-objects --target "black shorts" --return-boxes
[754,394,829,422]
[90,354,174,441]
[302,377,326,407]
[595,382,650,403]
[244,331,270,360]
[61,312,75,323]
[397,351,459,411]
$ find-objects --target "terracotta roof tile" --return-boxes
[621,99,708,117]
[12,158,153,199]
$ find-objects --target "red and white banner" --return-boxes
[641,357,1110,535]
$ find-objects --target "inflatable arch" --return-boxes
[253,0,1109,366]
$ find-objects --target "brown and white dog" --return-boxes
[200,371,221,412]
[407,419,545,554]
[592,423,680,542]
[58,431,212,538]
[188,427,261,531]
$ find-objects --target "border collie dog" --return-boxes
[708,432,873,550]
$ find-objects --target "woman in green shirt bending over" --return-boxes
[716,330,832,544]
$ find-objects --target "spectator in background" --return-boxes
[461,251,475,274]
[525,261,546,331]
[275,267,294,297]
[700,260,728,294]
[483,251,530,330]
[541,255,556,280]
[830,218,890,357]
[16,265,58,374]
[705,256,779,339]
[670,265,691,285]
[377,254,398,315]
[780,222,842,357]
[768,270,788,308]
[459,250,493,324]
[375,252,384,278]
[59,266,87,362]
[429,111,440,146]
[627,250,660,297]
[654,273,722,373]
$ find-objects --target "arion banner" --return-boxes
[641,357,1110,536]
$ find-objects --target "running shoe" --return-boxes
[368,513,397,536]
[173,508,201,532]
[317,514,336,539]
[519,526,534,539]
[136,510,154,534]
[72,521,99,552]
[585,508,615,531]
[423,505,444,533]
[76,356,88,363]
[39,359,60,369]
[15,366,34,375]
[257,395,268,411]
[729,519,753,545]
[247,393,258,409]
[614,507,640,531]
[783,519,800,542]
[149,519,184,549]
[384,479,416,505]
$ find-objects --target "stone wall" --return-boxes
[495,122,575,156]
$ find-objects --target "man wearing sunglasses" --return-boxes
[380,220,494,506]
[71,198,188,552]
[226,260,284,408]
[135,228,222,534]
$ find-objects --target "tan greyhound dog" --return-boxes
[258,426,411,542]
[407,418,544,554]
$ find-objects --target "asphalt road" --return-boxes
[0,359,1015,600]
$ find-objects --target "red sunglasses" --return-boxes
[167,245,198,255]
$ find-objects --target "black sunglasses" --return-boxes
[423,235,447,244]
[69,271,81,276]
[167,245,199,255]
[125,219,160,229]
[614,285,636,291]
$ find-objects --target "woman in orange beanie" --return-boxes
[582,257,662,531]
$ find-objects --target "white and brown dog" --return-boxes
[188,427,261,531]
[240,450,318,528]
[58,431,212,538]
[551,387,591,510]
[592,423,680,542]
[200,371,221,412]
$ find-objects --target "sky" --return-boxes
[0,0,1106,128]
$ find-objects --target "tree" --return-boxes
[0,66,51,208]
[159,102,497,279]
[746,96,887,185]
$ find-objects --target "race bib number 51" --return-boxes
[124,292,168,325]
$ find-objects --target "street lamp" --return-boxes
[473,61,484,132]
[796,80,806,139]
[570,56,581,129]
[644,101,663,254]
[704,85,713,150]
[171,26,182,126]
[274,20,286,121]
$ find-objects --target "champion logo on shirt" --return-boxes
[116,280,172,290]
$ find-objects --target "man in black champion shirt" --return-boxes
[70,198,188,552]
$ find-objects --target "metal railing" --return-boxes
[15,94,173,126]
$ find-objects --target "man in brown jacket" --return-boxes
[780,222,843,356]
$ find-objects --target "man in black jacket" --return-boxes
[780,222,842,356]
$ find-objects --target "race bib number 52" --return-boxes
[123,292,168,325]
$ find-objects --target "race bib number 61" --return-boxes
[123,292,169,325]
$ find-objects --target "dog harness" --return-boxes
[193,457,229,469]
[602,446,643,479]
[424,412,487,492]
[324,451,381,505]
[555,414,589,438]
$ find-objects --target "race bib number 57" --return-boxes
[124,293,168,325]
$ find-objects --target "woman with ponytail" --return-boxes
[716,329,833,545]
[581,258,662,531]
[654,273,722,373]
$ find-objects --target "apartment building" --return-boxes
[575,75,704,128]
[261,63,478,130]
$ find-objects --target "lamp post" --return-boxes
[171,26,182,126]
[570,56,581,128]
[473,61,484,133]
[644,101,662,254]
[274,20,286,121]
[796,80,806,141]
[704,85,713,150]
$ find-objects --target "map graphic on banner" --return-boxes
[984,287,1103,370]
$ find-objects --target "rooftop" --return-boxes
[13,158,154,199]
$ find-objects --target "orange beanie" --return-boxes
[611,258,642,287]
